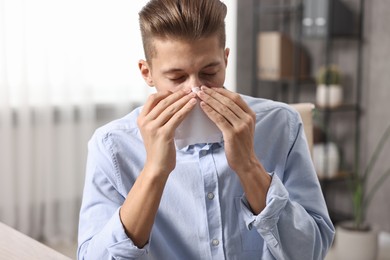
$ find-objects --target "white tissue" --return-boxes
[174,87,223,149]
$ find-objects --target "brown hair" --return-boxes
[139,0,227,61]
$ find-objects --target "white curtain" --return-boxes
[0,0,150,246]
[0,0,236,247]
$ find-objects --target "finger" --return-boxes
[154,93,197,126]
[163,97,198,130]
[140,90,172,118]
[197,87,243,125]
[199,101,233,131]
[205,87,253,116]
[142,88,192,120]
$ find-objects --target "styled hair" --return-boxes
[139,0,227,61]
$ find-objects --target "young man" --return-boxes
[78,0,335,259]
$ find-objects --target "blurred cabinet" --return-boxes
[257,32,310,81]
[251,0,365,223]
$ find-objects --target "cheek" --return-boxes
[153,78,178,93]
[205,73,225,88]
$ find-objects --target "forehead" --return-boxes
[149,36,225,71]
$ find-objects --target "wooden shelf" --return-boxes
[328,210,353,225]
[256,3,302,14]
[315,104,360,113]
[318,170,352,182]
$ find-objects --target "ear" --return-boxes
[138,59,154,87]
[224,48,230,67]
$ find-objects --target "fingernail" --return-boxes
[183,87,192,94]
[188,92,196,98]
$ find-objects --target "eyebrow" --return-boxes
[162,61,221,75]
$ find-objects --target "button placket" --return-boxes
[198,144,224,257]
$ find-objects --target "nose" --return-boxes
[186,75,203,89]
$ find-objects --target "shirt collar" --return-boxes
[178,141,224,153]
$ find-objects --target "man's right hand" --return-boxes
[120,88,196,248]
[137,88,197,176]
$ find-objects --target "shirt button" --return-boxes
[212,239,219,246]
[207,192,215,200]
[200,150,207,156]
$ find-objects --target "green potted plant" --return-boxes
[316,65,343,108]
[335,124,390,260]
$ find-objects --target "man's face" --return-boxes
[139,35,229,92]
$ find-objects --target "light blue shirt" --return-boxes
[78,96,335,260]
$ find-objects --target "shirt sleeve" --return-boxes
[78,131,149,260]
[238,116,335,260]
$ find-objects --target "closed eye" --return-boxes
[202,73,217,77]
[169,76,186,82]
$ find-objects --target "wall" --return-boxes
[362,0,390,232]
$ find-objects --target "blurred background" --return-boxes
[1,0,389,259]
[0,0,236,258]
[238,0,390,259]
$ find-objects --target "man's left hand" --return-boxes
[197,86,258,175]
[197,86,271,214]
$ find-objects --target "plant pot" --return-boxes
[335,222,378,260]
[313,142,340,179]
[316,84,343,108]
